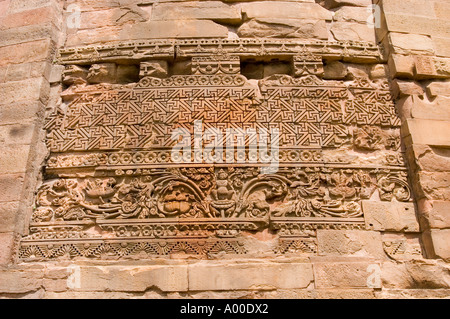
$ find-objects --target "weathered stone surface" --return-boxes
[382,233,423,261]
[75,265,188,292]
[0,232,14,265]
[0,201,18,233]
[0,145,30,174]
[77,7,148,29]
[0,77,48,104]
[388,54,415,78]
[237,18,328,39]
[188,262,314,291]
[152,1,242,24]
[389,33,435,55]
[382,0,437,18]
[383,13,450,38]
[369,64,388,80]
[345,63,370,79]
[320,0,372,9]
[0,268,44,293]
[239,2,332,20]
[412,144,450,172]
[426,200,450,229]
[313,260,381,289]
[362,201,420,232]
[425,230,450,261]
[391,80,424,98]
[404,119,450,146]
[139,60,169,78]
[317,230,384,258]
[432,37,450,58]
[86,63,117,84]
[418,171,450,201]
[0,6,58,30]
[122,20,229,39]
[381,259,450,288]
[323,61,347,79]
[0,174,24,202]
[0,101,41,125]
[426,81,450,96]
[333,6,372,23]
[0,39,51,67]
[330,21,376,42]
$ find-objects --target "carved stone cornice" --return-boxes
[55,39,382,65]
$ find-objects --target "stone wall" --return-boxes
[0,0,449,299]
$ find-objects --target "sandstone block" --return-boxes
[369,64,388,80]
[382,0,436,18]
[381,262,413,289]
[382,259,450,288]
[0,6,58,30]
[404,119,450,146]
[362,201,419,232]
[0,1,10,17]
[8,0,53,13]
[319,0,373,9]
[424,229,450,261]
[239,2,332,20]
[0,77,47,104]
[384,13,450,38]
[432,37,450,58]
[391,80,424,98]
[427,201,450,229]
[188,262,313,291]
[418,171,450,201]
[408,96,450,121]
[0,201,18,233]
[323,61,347,79]
[140,60,168,78]
[0,39,51,67]
[86,63,117,84]
[388,54,415,78]
[75,265,188,292]
[0,145,31,174]
[121,20,229,40]
[0,268,45,293]
[0,232,14,265]
[412,144,450,172]
[333,6,372,23]
[330,21,376,43]
[389,33,435,55]
[237,18,328,39]
[313,261,381,289]
[152,1,242,24]
[317,230,384,258]
[345,63,370,79]
[0,24,56,47]
[0,173,25,202]
[66,26,122,47]
[426,81,450,96]
[0,101,41,125]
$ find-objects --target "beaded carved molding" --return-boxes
[19,40,412,260]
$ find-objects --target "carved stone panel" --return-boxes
[20,40,413,260]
